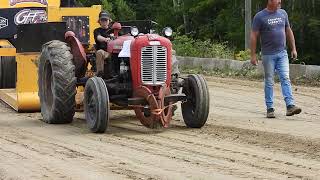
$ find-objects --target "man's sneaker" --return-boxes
[286,105,302,116]
[267,108,276,118]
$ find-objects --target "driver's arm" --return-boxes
[97,35,111,43]
[94,28,111,44]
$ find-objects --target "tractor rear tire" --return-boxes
[182,74,210,128]
[0,56,16,89]
[84,77,109,133]
[38,40,76,124]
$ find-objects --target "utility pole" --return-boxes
[173,0,177,7]
[173,0,189,34]
[245,0,252,49]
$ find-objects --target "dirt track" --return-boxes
[0,77,319,180]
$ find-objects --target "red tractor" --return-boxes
[38,20,210,133]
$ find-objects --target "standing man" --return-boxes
[94,11,112,77]
[250,0,302,118]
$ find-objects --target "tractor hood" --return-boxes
[130,34,172,52]
[107,35,134,54]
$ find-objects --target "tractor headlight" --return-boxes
[163,27,173,37]
[131,26,139,36]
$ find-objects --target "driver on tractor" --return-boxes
[94,11,113,77]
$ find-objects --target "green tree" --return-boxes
[101,0,112,13]
[76,0,320,65]
[112,0,136,21]
[77,0,135,21]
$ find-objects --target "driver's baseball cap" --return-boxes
[99,11,111,20]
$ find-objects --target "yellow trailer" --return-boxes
[0,0,101,112]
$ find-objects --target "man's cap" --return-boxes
[99,11,111,20]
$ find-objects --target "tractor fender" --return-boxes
[65,31,87,78]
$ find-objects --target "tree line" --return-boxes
[78,0,320,65]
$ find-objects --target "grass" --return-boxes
[181,66,263,80]
[181,66,320,87]
[172,35,234,59]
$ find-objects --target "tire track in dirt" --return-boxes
[107,120,320,179]
[206,76,320,142]
[0,129,150,180]
[71,114,319,179]
[0,76,319,179]
[0,123,235,179]
[111,116,320,161]
[0,139,70,180]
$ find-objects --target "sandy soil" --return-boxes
[0,77,319,180]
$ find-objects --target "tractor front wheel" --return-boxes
[38,40,76,124]
[84,77,110,133]
[182,74,210,128]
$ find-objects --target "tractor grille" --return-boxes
[141,46,167,85]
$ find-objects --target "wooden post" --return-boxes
[172,0,177,7]
[245,0,252,49]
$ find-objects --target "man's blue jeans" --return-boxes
[262,50,295,109]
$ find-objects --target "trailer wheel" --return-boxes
[182,74,210,128]
[84,77,109,133]
[0,56,16,89]
[38,40,76,124]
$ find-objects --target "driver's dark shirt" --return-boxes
[94,27,111,50]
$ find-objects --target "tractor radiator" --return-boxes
[141,46,167,85]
